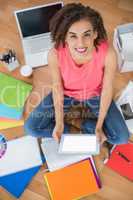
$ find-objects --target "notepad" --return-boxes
[44,159,100,200]
[0,136,42,177]
[59,134,100,154]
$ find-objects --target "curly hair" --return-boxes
[49,3,107,49]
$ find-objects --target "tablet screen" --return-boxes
[59,134,100,155]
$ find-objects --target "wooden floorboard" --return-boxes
[0,0,133,200]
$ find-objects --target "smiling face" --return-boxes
[65,19,97,63]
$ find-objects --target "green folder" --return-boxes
[0,72,32,111]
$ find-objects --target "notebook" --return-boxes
[44,159,101,200]
[14,2,63,68]
[0,117,24,130]
[59,134,100,154]
[41,138,92,171]
[0,72,32,111]
[105,142,133,181]
[0,135,42,177]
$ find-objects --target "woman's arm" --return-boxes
[48,48,64,141]
[96,46,117,144]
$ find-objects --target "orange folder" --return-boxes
[106,143,133,181]
[44,159,100,200]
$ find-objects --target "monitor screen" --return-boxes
[16,3,62,37]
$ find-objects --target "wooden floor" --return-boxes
[0,0,133,200]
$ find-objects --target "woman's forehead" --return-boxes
[68,20,93,33]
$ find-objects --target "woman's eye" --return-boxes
[70,35,77,38]
[84,33,91,37]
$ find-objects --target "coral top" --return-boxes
[56,41,108,101]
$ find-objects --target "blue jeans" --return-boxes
[24,92,130,144]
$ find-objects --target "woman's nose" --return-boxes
[77,37,84,47]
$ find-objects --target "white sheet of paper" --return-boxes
[41,138,91,171]
[59,134,99,154]
[0,135,42,177]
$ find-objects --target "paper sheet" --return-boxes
[0,136,42,177]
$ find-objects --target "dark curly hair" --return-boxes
[49,3,107,49]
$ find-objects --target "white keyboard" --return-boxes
[24,37,52,54]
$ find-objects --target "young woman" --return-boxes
[24,3,130,146]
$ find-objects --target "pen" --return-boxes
[116,151,131,163]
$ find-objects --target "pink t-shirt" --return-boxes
[56,41,108,101]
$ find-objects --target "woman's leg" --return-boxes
[24,92,55,137]
[103,101,130,144]
[24,93,76,138]
[82,96,130,144]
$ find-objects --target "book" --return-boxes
[44,159,101,200]
[0,117,24,130]
[0,104,23,119]
[0,72,32,111]
[41,138,97,172]
[0,135,42,177]
[105,142,133,181]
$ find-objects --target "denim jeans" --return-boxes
[24,92,130,144]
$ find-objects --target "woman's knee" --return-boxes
[107,131,130,145]
[24,118,34,136]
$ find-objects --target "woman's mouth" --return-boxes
[75,47,88,53]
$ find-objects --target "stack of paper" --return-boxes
[0,72,32,129]
[0,135,43,198]
[0,117,24,130]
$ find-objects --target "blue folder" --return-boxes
[0,166,40,198]
[0,154,46,198]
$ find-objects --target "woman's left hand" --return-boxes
[95,126,107,145]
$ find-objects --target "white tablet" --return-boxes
[58,134,100,155]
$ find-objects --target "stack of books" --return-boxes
[0,72,32,129]
[41,138,101,200]
[113,23,133,72]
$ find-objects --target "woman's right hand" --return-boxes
[52,124,64,142]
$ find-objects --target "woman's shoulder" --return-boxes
[104,45,117,69]
[106,45,117,60]
[48,48,59,65]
